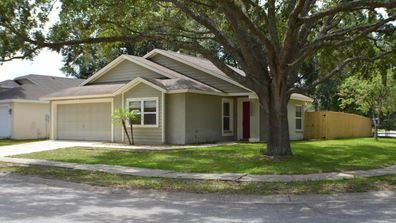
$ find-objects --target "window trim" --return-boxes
[222,98,234,136]
[126,97,159,128]
[295,105,303,132]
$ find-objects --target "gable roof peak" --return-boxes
[144,49,251,92]
[80,54,182,86]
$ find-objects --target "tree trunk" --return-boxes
[372,111,378,141]
[129,120,135,145]
[122,120,132,145]
[266,100,292,156]
[260,77,293,156]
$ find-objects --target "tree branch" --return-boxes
[40,35,144,49]
[300,0,396,23]
[291,49,396,93]
[266,0,281,52]
[281,0,307,66]
[162,0,245,66]
[288,14,396,70]
[0,47,39,62]
[218,0,276,57]
[217,1,270,84]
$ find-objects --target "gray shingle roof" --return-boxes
[151,49,246,77]
[0,74,84,100]
[43,83,125,99]
[43,77,223,99]
[125,55,223,92]
[0,80,20,88]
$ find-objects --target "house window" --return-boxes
[222,98,233,136]
[295,105,303,131]
[127,97,158,127]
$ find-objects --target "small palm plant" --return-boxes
[112,108,140,145]
[126,109,140,145]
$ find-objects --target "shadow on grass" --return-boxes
[13,138,396,175]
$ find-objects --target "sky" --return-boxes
[0,50,65,81]
[0,1,65,82]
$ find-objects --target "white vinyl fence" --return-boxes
[378,131,396,138]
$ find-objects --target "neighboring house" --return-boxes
[0,75,83,139]
[43,49,313,144]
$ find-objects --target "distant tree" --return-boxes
[314,78,343,111]
[382,81,396,130]
[298,58,344,111]
[61,41,173,79]
[338,71,396,138]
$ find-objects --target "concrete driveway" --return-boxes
[0,140,225,157]
[0,140,98,157]
[1,173,396,223]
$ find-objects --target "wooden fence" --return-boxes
[304,111,372,140]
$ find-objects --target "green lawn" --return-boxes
[0,139,44,147]
[13,138,396,175]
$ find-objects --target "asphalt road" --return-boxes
[0,173,396,223]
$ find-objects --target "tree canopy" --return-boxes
[1,0,395,155]
[339,70,396,116]
[338,69,396,133]
[60,40,172,79]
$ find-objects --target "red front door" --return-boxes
[242,101,250,139]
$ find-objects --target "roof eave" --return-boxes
[40,94,115,101]
[42,77,167,101]
[113,77,168,95]
[0,99,49,104]
[290,94,314,102]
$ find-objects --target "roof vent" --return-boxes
[14,78,34,85]
[14,80,23,85]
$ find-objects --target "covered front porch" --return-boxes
[235,96,265,142]
[235,93,309,142]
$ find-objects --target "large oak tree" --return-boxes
[1,0,395,156]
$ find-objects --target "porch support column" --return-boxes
[50,101,56,140]
[111,97,114,142]
[121,92,125,143]
[248,96,260,142]
[161,92,165,144]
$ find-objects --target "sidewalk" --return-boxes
[1,156,396,182]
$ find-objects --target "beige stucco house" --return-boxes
[0,75,83,139]
[43,49,313,144]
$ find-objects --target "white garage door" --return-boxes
[57,103,111,141]
[0,105,11,138]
